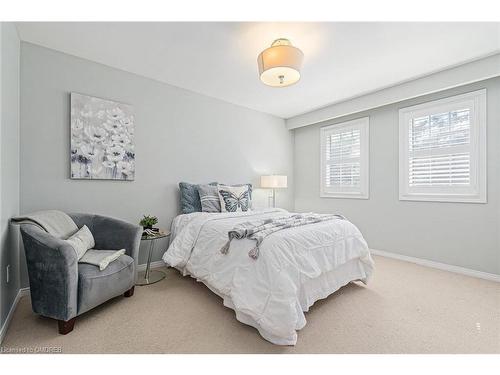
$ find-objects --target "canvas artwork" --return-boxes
[71,93,135,180]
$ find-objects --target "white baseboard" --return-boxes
[136,260,166,272]
[370,249,500,283]
[0,287,29,345]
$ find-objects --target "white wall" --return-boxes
[0,23,20,330]
[293,78,500,275]
[19,43,294,286]
[287,53,500,129]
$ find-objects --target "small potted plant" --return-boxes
[139,215,158,230]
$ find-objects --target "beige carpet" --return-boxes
[2,255,499,353]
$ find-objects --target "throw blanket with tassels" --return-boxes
[220,213,345,259]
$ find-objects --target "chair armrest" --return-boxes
[20,225,78,321]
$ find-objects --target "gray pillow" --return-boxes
[197,184,221,212]
[179,182,217,214]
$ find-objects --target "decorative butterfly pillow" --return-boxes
[217,184,252,212]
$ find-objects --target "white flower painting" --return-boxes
[71,93,135,180]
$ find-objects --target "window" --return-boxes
[320,117,369,199]
[399,89,486,203]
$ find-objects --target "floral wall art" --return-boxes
[70,93,135,180]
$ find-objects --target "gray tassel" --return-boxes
[248,246,259,260]
[220,239,232,255]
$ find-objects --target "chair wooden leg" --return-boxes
[124,286,135,297]
[58,317,76,335]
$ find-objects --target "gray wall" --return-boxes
[294,78,500,275]
[19,43,294,286]
[0,23,20,329]
[16,41,499,294]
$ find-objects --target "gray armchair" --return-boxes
[20,213,142,334]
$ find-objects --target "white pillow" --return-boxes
[217,184,252,212]
[65,225,95,260]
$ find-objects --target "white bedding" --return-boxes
[162,209,374,345]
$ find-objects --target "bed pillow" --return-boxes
[221,183,252,199]
[179,182,217,214]
[65,225,95,260]
[218,184,252,212]
[197,184,221,212]
[221,183,253,209]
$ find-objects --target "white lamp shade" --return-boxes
[261,175,287,189]
[257,39,303,87]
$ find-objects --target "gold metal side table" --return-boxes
[136,230,170,286]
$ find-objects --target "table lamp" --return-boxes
[260,175,287,208]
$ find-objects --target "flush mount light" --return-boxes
[257,38,304,88]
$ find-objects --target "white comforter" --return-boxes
[163,209,374,345]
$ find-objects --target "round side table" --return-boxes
[136,230,171,286]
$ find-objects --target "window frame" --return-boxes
[320,117,370,199]
[399,89,487,203]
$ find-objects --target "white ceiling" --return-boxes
[15,22,500,118]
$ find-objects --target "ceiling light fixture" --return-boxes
[257,38,304,88]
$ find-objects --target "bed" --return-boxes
[162,208,374,345]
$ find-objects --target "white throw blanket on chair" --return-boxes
[11,210,78,239]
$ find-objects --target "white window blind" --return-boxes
[399,89,486,203]
[320,117,369,199]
